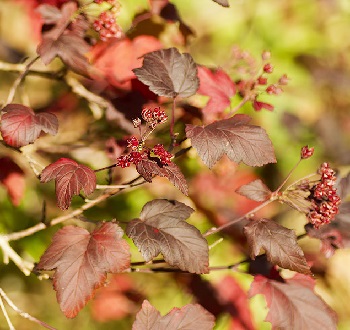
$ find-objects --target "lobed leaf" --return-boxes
[133,47,199,98]
[249,274,337,330]
[40,158,96,210]
[132,300,215,330]
[236,179,271,202]
[136,159,188,195]
[197,66,236,114]
[0,104,58,147]
[244,218,311,275]
[126,199,209,274]
[35,222,131,318]
[186,114,276,168]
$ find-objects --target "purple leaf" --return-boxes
[249,274,337,330]
[133,48,199,98]
[236,179,271,202]
[336,171,350,200]
[40,158,96,210]
[212,0,230,7]
[136,159,188,196]
[0,104,58,147]
[35,222,130,318]
[37,2,91,76]
[126,199,209,274]
[186,114,276,168]
[244,218,311,274]
[306,201,350,258]
[133,300,215,330]
[36,4,63,25]
[197,66,236,114]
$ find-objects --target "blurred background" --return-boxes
[1,0,350,328]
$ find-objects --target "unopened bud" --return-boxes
[301,146,314,159]
[261,50,271,61]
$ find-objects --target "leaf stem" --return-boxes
[169,97,177,148]
[227,94,250,116]
[94,164,117,172]
[0,288,57,330]
[274,158,302,194]
[203,197,275,237]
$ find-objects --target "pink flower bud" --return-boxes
[278,74,289,85]
[261,50,271,61]
[301,146,314,159]
[263,63,273,74]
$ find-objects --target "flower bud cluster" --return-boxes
[141,107,168,129]
[307,163,341,228]
[236,50,289,112]
[116,139,173,168]
[151,144,173,165]
[93,5,122,41]
[301,145,314,159]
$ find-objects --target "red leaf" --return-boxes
[244,219,311,275]
[35,222,131,318]
[216,276,255,330]
[37,3,91,76]
[236,179,271,202]
[126,199,209,274]
[40,158,96,210]
[133,300,215,330]
[249,274,337,329]
[91,36,162,90]
[197,66,236,114]
[1,104,58,147]
[0,157,25,206]
[136,159,188,195]
[91,274,144,322]
[133,48,199,98]
[186,114,276,169]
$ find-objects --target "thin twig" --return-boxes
[0,288,57,330]
[0,295,15,330]
[0,60,63,80]
[0,237,33,275]
[208,238,223,250]
[5,175,144,242]
[3,56,40,109]
[96,184,132,189]
[65,76,135,133]
[94,163,117,172]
